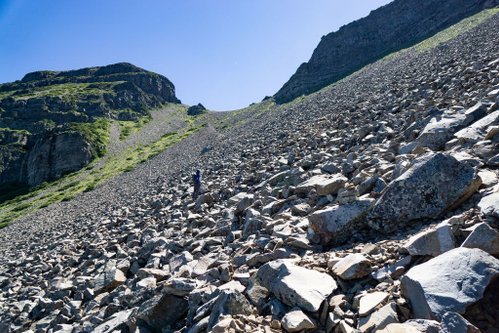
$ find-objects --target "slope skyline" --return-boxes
[0,0,392,110]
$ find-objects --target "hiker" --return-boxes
[192,169,201,200]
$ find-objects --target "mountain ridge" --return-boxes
[274,0,499,103]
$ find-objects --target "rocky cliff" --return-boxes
[0,63,180,191]
[274,0,499,104]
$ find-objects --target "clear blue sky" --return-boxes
[0,0,392,110]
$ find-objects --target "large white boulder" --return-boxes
[401,247,499,320]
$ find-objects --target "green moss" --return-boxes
[69,118,110,157]
[118,115,152,140]
[0,128,31,135]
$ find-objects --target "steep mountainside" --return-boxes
[0,9,498,333]
[0,63,180,191]
[274,0,499,103]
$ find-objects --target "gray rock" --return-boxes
[461,222,499,255]
[169,251,193,273]
[440,312,480,333]
[281,308,316,332]
[401,247,499,320]
[295,174,347,196]
[379,320,441,333]
[477,185,499,218]
[358,292,389,317]
[402,222,455,256]
[135,291,188,331]
[358,302,398,332]
[93,260,127,294]
[93,309,133,333]
[368,153,481,233]
[207,290,254,330]
[257,260,337,312]
[332,254,372,280]
[308,198,374,246]
[419,103,486,150]
[454,110,499,143]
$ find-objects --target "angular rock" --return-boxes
[401,247,499,320]
[93,260,127,294]
[169,251,193,273]
[257,260,337,312]
[308,198,374,246]
[358,302,398,332]
[295,174,347,196]
[207,290,254,330]
[461,222,499,255]
[402,222,455,257]
[358,292,389,317]
[135,290,189,331]
[332,254,372,280]
[454,110,499,143]
[416,105,485,151]
[477,185,499,218]
[440,312,480,333]
[379,319,441,333]
[368,153,481,233]
[281,308,316,332]
[93,309,133,333]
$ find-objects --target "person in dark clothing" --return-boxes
[192,169,201,200]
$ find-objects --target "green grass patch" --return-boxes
[415,8,499,52]
[69,118,110,157]
[10,82,120,101]
[118,115,152,140]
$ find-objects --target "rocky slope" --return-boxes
[0,8,499,333]
[0,63,180,191]
[274,0,499,104]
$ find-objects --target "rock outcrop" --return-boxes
[274,0,499,103]
[0,63,181,189]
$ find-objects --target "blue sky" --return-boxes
[0,0,392,110]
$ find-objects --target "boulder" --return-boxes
[332,254,372,280]
[461,222,499,255]
[257,260,337,312]
[281,308,316,332]
[135,291,189,331]
[402,222,455,257]
[93,309,133,333]
[400,247,499,320]
[477,185,499,219]
[416,104,486,150]
[440,312,480,333]
[308,198,374,246]
[207,290,254,330]
[454,110,499,143]
[295,174,347,196]
[358,302,398,332]
[187,103,207,116]
[368,153,481,233]
[379,319,441,333]
[358,292,389,317]
[93,260,126,294]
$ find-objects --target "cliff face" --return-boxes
[274,0,499,104]
[0,63,180,190]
